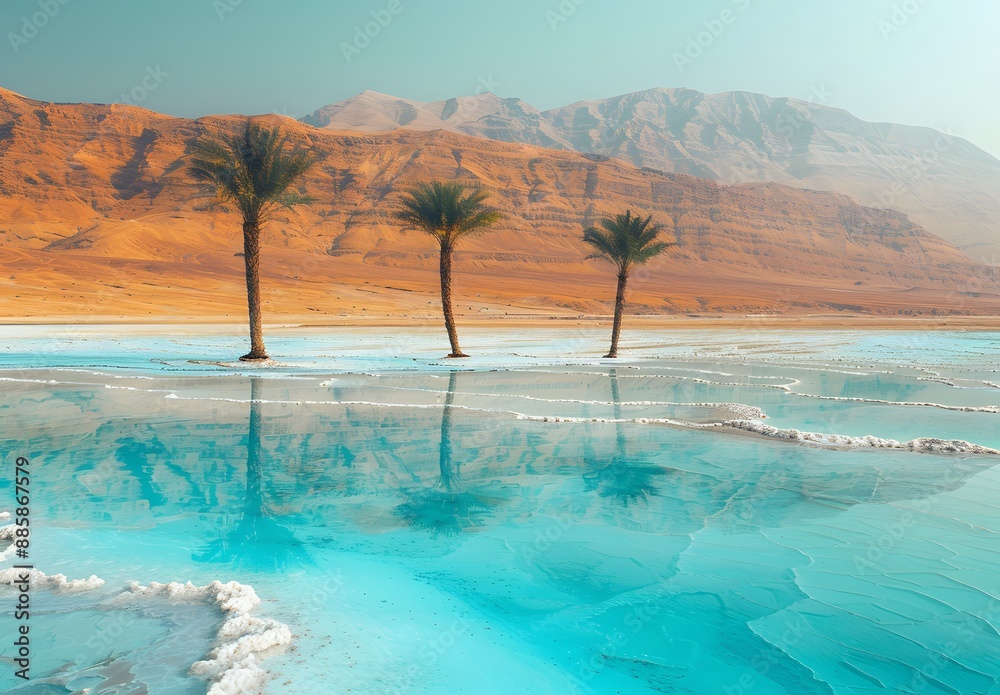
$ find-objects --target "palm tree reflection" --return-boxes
[583,369,664,507]
[195,377,307,571]
[113,436,168,508]
[394,371,501,536]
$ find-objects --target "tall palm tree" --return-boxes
[582,210,675,358]
[190,118,314,361]
[395,182,503,357]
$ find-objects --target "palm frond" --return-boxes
[277,190,314,208]
[582,209,674,272]
[188,118,315,224]
[395,181,504,246]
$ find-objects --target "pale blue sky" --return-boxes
[2,0,998,155]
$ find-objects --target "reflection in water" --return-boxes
[439,371,457,491]
[584,369,665,507]
[195,378,307,571]
[4,363,1000,693]
[114,436,169,508]
[394,371,502,536]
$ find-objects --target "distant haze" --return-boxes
[305,87,1000,263]
[2,0,999,157]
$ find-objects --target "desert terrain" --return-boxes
[2,86,999,324]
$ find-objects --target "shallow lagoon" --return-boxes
[1,328,998,694]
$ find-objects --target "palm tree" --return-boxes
[395,182,503,357]
[190,118,314,361]
[582,210,675,358]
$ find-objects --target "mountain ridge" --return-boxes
[304,87,1000,262]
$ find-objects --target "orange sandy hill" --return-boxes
[1,86,999,321]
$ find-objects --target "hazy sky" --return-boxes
[3,0,999,156]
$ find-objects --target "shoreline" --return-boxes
[3,315,1000,330]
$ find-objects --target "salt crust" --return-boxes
[0,528,289,695]
[125,580,292,695]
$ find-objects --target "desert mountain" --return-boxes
[2,86,999,320]
[305,88,1000,263]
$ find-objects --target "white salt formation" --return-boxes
[0,566,105,592]
[722,420,1000,454]
[126,580,292,695]
[0,521,289,695]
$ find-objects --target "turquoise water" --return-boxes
[1,328,999,694]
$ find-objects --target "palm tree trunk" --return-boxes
[606,271,628,358]
[240,218,269,361]
[246,377,266,517]
[439,371,458,491]
[439,244,467,357]
[610,369,625,457]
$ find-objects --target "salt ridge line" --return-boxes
[691,351,962,371]
[721,421,1000,455]
[33,368,159,380]
[162,391,765,419]
[476,368,1000,413]
[4,373,760,414]
[4,368,997,416]
[459,360,882,377]
[158,393,1000,455]
[0,354,980,381]
[0,519,290,695]
[671,363,880,376]
[633,356,993,379]
[915,375,1000,390]
[348,382,770,413]
[0,375,176,395]
[0,565,105,592]
[685,377,1000,413]
[498,366,842,381]
[514,415,1000,455]
[0,520,106,590]
[0,354,890,380]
